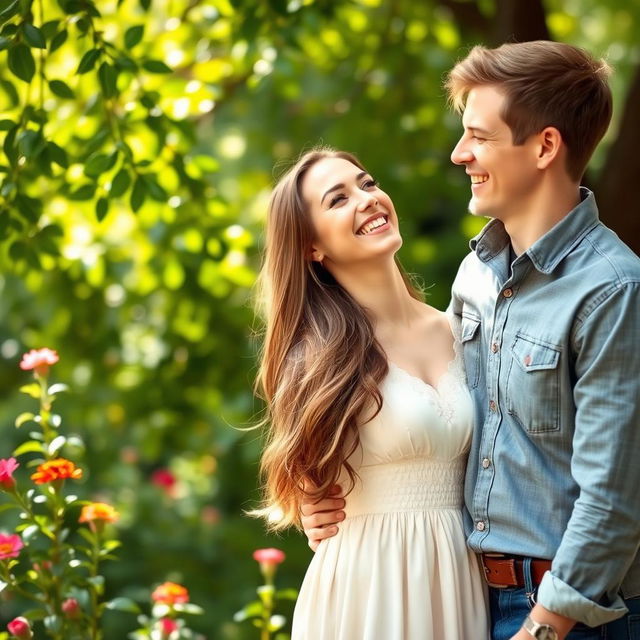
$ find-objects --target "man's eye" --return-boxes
[473,136,486,143]
[329,194,346,207]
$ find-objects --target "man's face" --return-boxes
[450,85,541,221]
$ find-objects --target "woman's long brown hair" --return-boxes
[255,147,421,530]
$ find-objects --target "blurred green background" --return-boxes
[1,0,638,637]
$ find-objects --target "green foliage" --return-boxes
[1,0,639,637]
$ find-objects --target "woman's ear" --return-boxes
[536,126,564,170]
[309,246,324,263]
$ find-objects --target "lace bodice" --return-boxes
[352,313,473,468]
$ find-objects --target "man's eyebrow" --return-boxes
[320,171,368,205]
[467,126,492,136]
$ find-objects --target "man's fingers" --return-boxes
[305,525,339,549]
[301,509,345,530]
[299,497,345,517]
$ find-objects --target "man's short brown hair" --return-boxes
[445,41,612,181]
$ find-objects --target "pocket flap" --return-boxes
[461,316,480,343]
[510,334,560,372]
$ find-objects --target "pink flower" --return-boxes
[151,469,177,497]
[159,618,178,636]
[0,457,19,491]
[62,598,81,619]
[0,533,24,559]
[151,469,176,488]
[7,617,32,639]
[19,348,59,376]
[253,547,286,566]
[253,547,286,584]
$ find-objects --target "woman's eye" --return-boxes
[363,179,378,189]
[329,194,346,208]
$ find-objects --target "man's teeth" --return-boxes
[357,216,387,235]
[471,175,489,184]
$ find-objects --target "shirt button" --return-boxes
[476,521,486,531]
[482,458,491,469]
[489,400,497,411]
[503,288,513,298]
[491,343,499,353]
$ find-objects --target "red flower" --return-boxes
[79,502,119,524]
[0,457,19,491]
[30,458,83,484]
[19,348,59,376]
[0,533,24,560]
[7,616,32,639]
[151,582,189,605]
[62,598,81,619]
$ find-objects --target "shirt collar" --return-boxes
[469,187,600,274]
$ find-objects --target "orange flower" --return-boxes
[151,582,189,605]
[30,459,83,485]
[79,502,119,524]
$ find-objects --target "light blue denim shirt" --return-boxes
[449,188,640,626]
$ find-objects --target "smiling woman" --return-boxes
[252,147,490,640]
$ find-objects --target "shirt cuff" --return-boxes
[537,572,628,627]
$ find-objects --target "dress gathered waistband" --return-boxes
[344,456,466,517]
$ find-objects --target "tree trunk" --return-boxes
[493,0,550,43]
[596,64,640,255]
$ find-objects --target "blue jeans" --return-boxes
[489,587,640,640]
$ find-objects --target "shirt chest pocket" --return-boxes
[505,333,561,433]
[461,314,481,390]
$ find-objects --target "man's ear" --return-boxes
[536,126,564,170]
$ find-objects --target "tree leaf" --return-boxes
[47,141,68,168]
[49,29,67,53]
[142,59,172,74]
[84,152,112,177]
[130,176,146,212]
[76,48,100,74]
[48,79,75,98]
[23,23,46,49]
[98,61,118,99]
[104,597,141,614]
[109,168,131,197]
[68,183,96,200]
[0,0,19,25]
[8,44,36,83]
[124,25,144,49]
[96,196,108,221]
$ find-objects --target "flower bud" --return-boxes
[7,617,33,639]
[62,598,81,619]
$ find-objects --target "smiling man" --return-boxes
[299,40,640,640]
[446,41,640,640]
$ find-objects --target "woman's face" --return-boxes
[300,157,402,270]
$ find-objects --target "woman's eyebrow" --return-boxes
[320,171,368,205]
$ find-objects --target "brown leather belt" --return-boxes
[481,553,552,589]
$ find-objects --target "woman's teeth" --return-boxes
[471,175,489,184]
[357,216,387,235]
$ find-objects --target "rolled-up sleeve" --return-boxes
[537,282,640,626]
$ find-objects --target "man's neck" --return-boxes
[504,181,581,256]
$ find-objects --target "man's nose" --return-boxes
[451,138,473,165]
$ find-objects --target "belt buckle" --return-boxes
[482,553,512,589]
